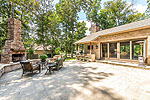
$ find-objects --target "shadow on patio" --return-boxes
[0,61,124,100]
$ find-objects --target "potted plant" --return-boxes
[40,54,48,62]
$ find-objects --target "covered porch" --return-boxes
[74,19,150,64]
[75,38,147,62]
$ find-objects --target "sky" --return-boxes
[54,0,148,35]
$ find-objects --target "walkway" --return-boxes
[0,61,150,100]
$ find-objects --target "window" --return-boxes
[132,40,144,60]
[96,45,98,49]
[120,42,130,59]
[92,45,94,50]
[88,45,90,50]
[109,43,117,58]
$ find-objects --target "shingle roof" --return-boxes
[34,44,51,51]
[74,18,150,44]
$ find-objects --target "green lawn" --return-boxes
[65,58,76,61]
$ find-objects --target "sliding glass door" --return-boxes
[120,42,130,59]
[132,40,144,60]
[101,43,108,58]
[109,43,117,58]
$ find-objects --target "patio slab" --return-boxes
[0,60,150,100]
[97,60,150,69]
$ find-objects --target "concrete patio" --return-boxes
[0,60,150,100]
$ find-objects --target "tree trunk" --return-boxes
[65,47,68,58]
[71,42,73,58]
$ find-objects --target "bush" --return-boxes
[55,48,61,55]
[27,48,34,54]
[40,54,48,60]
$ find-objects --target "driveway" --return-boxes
[0,60,150,100]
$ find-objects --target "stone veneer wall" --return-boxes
[1,18,25,64]
[90,24,99,34]
[0,59,40,77]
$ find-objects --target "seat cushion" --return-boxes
[46,63,56,67]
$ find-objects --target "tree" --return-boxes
[34,0,55,53]
[146,0,150,18]
[97,0,145,30]
[81,0,101,24]
[75,21,87,41]
[56,0,80,57]
[56,0,100,58]
[0,0,39,50]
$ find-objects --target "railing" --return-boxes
[76,54,95,62]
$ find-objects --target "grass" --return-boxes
[65,57,76,61]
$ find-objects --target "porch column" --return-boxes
[130,41,132,60]
[147,36,150,65]
[107,43,109,58]
[144,39,147,59]
[99,42,101,59]
[117,42,120,59]
[90,42,92,54]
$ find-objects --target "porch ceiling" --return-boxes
[74,18,150,44]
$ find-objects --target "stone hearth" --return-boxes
[1,18,25,64]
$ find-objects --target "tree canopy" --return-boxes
[0,0,149,57]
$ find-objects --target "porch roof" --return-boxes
[74,18,150,44]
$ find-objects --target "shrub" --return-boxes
[55,48,61,55]
[40,54,48,60]
[27,48,34,54]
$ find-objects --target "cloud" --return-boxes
[127,1,147,13]
[134,4,147,13]
[79,20,91,36]
[53,0,59,5]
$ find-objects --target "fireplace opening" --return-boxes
[12,54,25,62]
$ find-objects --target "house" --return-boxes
[75,18,150,65]
[34,45,52,56]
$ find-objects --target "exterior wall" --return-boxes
[82,28,150,64]
[81,28,150,64]
[84,43,100,59]
[95,28,150,42]
[35,50,44,55]
[95,28,150,58]
[147,36,150,57]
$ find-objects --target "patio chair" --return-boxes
[45,58,64,74]
[20,61,41,76]
[56,57,64,70]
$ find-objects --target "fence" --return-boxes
[26,54,39,60]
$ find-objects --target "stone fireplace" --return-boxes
[1,18,26,64]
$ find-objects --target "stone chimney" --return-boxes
[1,18,25,64]
[90,23,99,34]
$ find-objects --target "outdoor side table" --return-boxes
[41,61,46,70]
